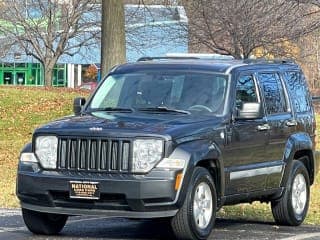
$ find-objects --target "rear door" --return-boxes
[256,71,295,189]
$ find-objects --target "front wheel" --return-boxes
[22,208,68,235]
[171,167,217,240]
[271,159,310,226]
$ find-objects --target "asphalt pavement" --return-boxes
[1,209,320,240]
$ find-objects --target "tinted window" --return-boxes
[258,73,287,115]
[236,75,258,103]
[283,71,311,113]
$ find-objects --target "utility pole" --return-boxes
[100,0,126,78]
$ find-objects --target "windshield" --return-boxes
[88,71,228,115]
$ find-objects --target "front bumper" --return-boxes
[21,202,178,218]
[17,168,181,218]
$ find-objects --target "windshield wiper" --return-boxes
[89,107,134,113]
[138,106,190,115]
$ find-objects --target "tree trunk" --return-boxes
[101,0,126,78]
[43,63,55,87]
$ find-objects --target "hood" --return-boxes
[36,111,224,140]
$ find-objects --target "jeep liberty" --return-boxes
[17,56,318,240]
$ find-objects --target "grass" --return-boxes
[0,86,319,225]
[0,86,89,208]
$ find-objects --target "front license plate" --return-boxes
[69,181,100,200]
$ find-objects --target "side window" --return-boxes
[283,71,311,113]
[258,73,287,115]
[236,75,258,107]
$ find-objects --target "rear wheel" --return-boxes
[171,167,217,240]
[22,208,68,235]
[271,159,310,226]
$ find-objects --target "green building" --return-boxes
[0,62,68,87]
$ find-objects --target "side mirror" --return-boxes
[236,102,262,120]
[73,97,86,116]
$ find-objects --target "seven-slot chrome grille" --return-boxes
[57,138,131,172]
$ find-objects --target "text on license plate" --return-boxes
[69,181,100,200]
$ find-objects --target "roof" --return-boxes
[111,58,300,74]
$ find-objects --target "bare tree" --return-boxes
[124,3,187,58]
[0,0,99,86]
[183,0,320,59]
[100,0,186,70]
[101,0,126,76]
[291,32,320,90]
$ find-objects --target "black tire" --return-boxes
[271,159,310,226]
[171,167,217,240]
[22,208,68,235]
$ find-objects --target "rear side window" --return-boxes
[283,71,311,113]
[258,72,287,115]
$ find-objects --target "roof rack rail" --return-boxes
[137,56,200,62]
[137,53,235,62]
[166,53,234,60]
[243,58,296,64]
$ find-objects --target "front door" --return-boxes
[224,73,269,195]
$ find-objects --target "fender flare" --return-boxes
[21,142,33,154]
[281,132,314,187]
[172,139,225,207]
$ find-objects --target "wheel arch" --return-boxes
[293,150,315,185]
[282,133,316,186]
[196,159,224,207]
[173,139,225,208]
[21,142,33,153]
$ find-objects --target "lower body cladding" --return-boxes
[16,169,182,218]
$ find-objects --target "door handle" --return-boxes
[286,120,298,127]
[257,124,271,131]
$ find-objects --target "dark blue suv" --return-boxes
[17,57,319,240]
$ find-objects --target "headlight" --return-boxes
[133,139,163,173]
[35,136,58,169]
